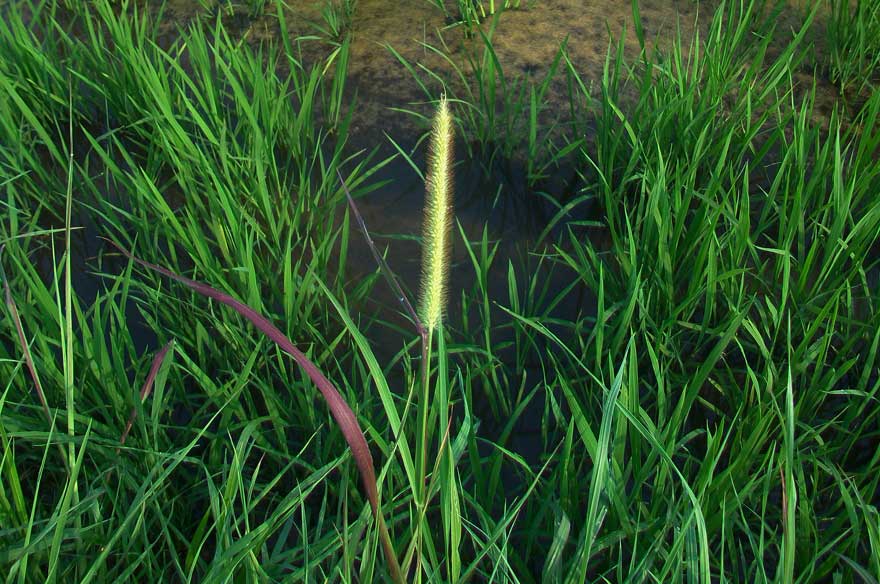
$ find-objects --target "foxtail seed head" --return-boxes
[418,96,454,333]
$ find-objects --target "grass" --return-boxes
[426,0,530,34]
[387,20,583,210]
[1,0,879,582]
[825,0,880,96]
[310,0,358,45]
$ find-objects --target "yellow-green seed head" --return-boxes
[418,96,454,333]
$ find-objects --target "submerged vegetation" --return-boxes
[1,0,879,582]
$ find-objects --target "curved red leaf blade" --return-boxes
[106,240,403,582]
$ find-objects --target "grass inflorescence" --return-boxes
[1,0,879,582]
[418,96,455,334]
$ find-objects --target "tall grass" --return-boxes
[0,0,391,580]
[1,0,879,581]
[482,0,880,579]
[825,0,880,96]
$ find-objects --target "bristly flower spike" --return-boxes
[418,95,454,334]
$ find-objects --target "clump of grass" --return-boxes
[388,25,581,198]
[197,0,270,20]
[106,240,405,582]
[310,0,358,45]
[486,1,880,579]
[427,0,529,35]
[0,0,394,580]
[825,0,880,96]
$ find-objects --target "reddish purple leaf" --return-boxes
[120,340,174,446]
[106,240,403,582]
[1,244,52,426]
